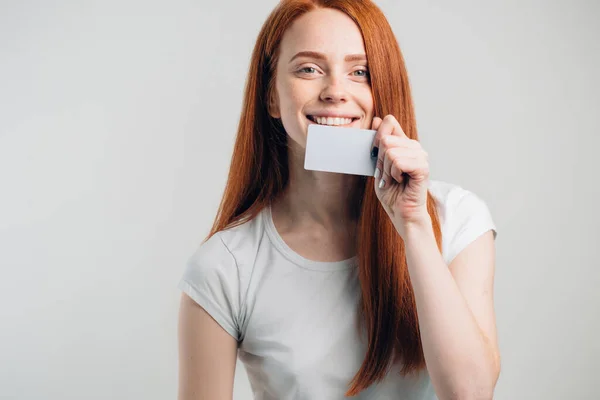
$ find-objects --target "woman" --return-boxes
[178,0,500,399]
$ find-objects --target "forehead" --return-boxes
[279,8,366,59]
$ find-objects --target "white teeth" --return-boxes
[313,116,353,126]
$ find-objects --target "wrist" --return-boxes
[396,212,434,241]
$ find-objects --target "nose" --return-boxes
[319,75,348,103]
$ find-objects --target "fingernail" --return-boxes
[374,167,381,179]
[378,179,386,189]
[370,146,379,158]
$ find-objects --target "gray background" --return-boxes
[1,0,598,399]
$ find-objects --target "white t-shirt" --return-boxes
[178,179,497,400]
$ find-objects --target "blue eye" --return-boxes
[354,69,369,78]
[299,67,316,74]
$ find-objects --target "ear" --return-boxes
[267,86,281,119]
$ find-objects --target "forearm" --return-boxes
[401,217,498,399]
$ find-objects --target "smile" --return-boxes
[306,115,359,127]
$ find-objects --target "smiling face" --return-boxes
[270,8,375,149]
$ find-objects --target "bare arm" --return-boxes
[403,219,500,400]
[178,293,238,400]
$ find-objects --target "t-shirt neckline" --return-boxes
[262,205,358,272]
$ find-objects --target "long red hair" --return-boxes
[207,0,442,396]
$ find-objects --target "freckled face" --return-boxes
[271,8,375,149]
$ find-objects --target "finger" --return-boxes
[371,115,396,159]
[374,134,418,182]
[382,114,407,138]
[379,135,421,151]
[379,146,429,190]
[379,148,411,190]
[371,116,383,131]
[392,152,429,185]
[373,117,401,179]
[374,133,392,181]
[370,117,383,158]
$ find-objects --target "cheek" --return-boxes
[277,84,313,146]
[278,84,314,129]
[361,89,375,116]
[284,82,311,109]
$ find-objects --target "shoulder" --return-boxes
[428,179,478,209]
[188,210,268,274]
[428,179,494,223]
[183,209,269,299]
[214,210,269,276]
[178,211,268,340]
[428,179,497,265]
[218,210,268,258]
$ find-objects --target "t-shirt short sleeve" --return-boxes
[443,187,497,266]
[177,233,241,341]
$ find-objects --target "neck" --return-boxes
[272,142,362,230]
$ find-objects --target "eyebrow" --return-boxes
[288,51,367,63]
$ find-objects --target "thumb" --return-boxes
[371,116,383,131]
